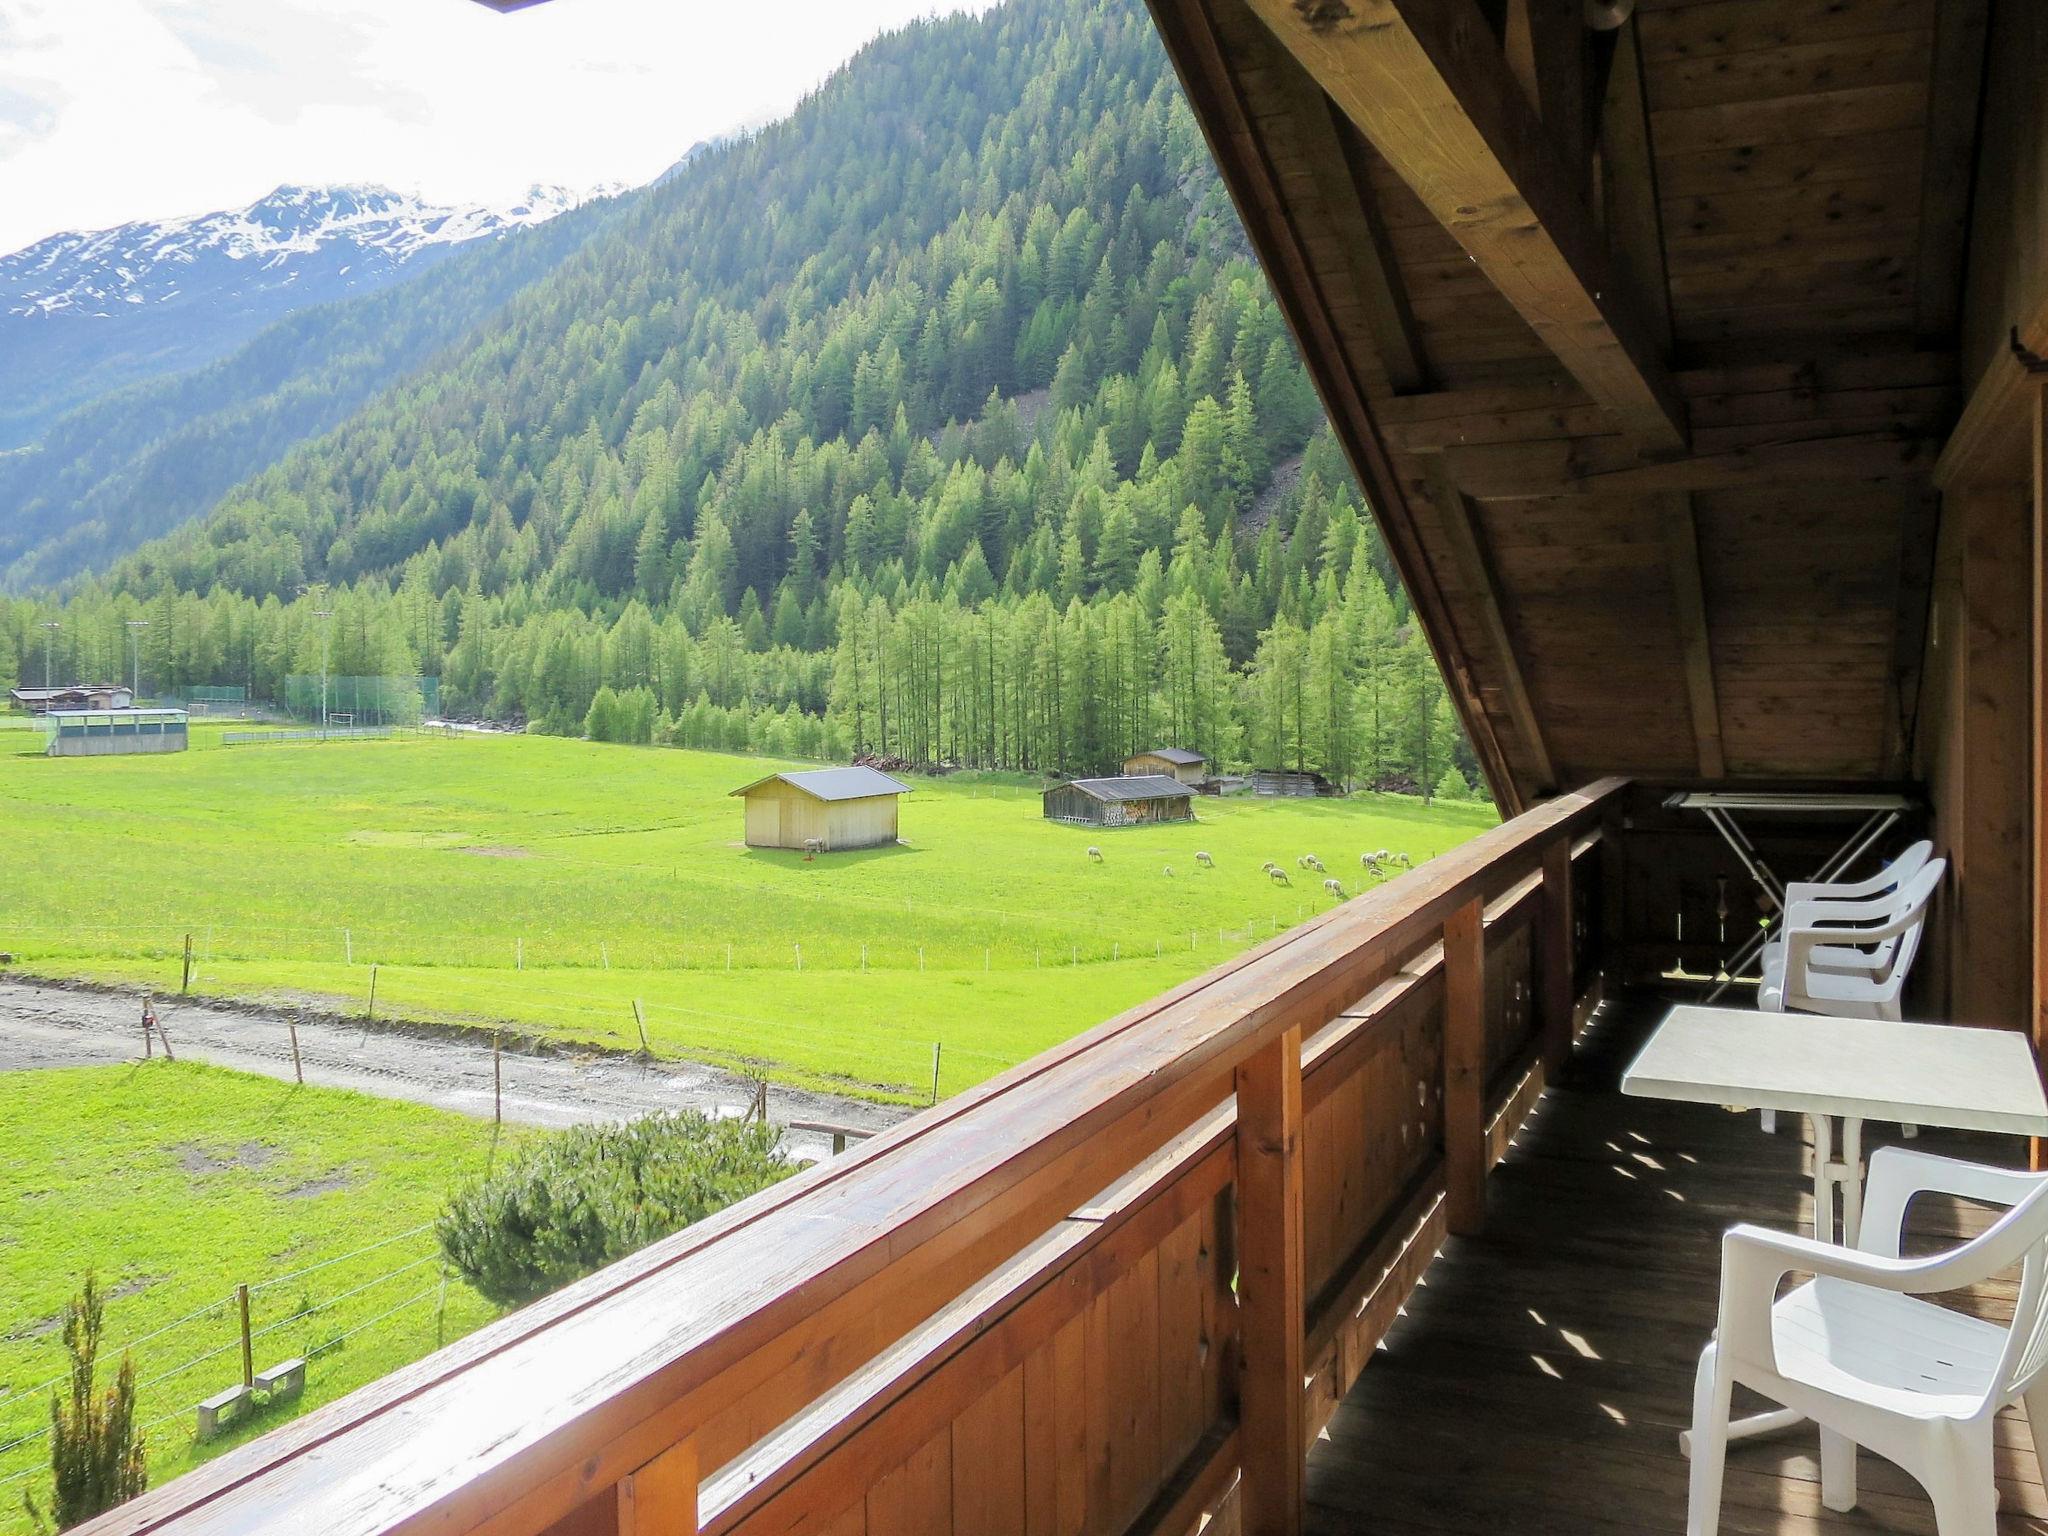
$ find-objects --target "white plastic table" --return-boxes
[1623,1004,2048,1451]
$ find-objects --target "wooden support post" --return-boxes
[493,1032,502,1126]
[632,998,650,1055]
[181,932,193,994]
[1540,840,1575,1067]
[617,1437,698,1536]
[1443,897,1486,1235]
[367,963,378,1023]
[236,1283,253,1391]
[1235,1024,1305,1536]
[288,1013,303,1084]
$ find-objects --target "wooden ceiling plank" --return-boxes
[1422,457,1558,793]
[1240,0,1689,453]
[1449,431,1943,499]
[1660,493,1728,778]
[1910,0,1990,341]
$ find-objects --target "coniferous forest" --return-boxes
[0,0,1481,799]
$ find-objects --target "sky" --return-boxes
[0,0,985,256]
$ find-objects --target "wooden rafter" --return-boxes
[1912,0,1990,343]
[1422,458,1557,793]
[1658,493,1725,779]
[1597,18,1671,356]
[1262,32,1430,392]
[1146,0,1525,812]
[1449,433,1943,501]
[1241,0,1687,453]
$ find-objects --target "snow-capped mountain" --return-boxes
[0,182,606,449]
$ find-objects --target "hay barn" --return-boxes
[1043,775,1196,828]
[730,766,909,851]
[1121,747,1207,784]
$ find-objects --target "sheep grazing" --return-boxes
[1265,864,1291,885]
[1301,853,1325,873]
[1395,851,1412,868]
[1162,865,1175,878]
[1086,846,1103,863]
[1194,850,1214,867]
[1322,878,1345,897]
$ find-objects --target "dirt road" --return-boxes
[0,976,909,1157]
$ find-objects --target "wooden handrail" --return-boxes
[80,777,1627,1536]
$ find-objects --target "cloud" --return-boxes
[0,0,988,255]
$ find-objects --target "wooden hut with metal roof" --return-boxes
[103,7,2048,1536]
[1043,773,1197,827]
[1121,746,1208,784]
[729,766,909,851]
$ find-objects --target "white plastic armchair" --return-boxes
[1759,858,1945,1021]
[1687,1148,2048,1536]
[1763,840,1935,981]
[1782,839,1933,912]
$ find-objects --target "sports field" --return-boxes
[0,731,1496,1099]
[0,1062,514,1529]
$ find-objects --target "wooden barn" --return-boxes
[1043,774,1196,827]
[729,766,908,851]
[1121,746,1207,784]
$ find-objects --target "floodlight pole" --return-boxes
[127,620,149,701]
[40,621,58,689]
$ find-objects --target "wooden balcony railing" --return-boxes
[81,778,1627,1536]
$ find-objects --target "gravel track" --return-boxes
[0,976,909,1158]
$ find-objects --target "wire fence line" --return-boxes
[0,905,1324,978]
[0,1229,455,1487]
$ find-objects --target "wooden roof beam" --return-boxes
[1659,494,1725,780]
[1240,0,1688,454]
[1423,459,1557,794]
[1911,0,1990,344]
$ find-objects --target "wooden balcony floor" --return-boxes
[1306,991,2047,1536]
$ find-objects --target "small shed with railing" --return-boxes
[1043,775,1195,828]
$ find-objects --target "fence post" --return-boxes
[181,933,193,993]
[794,942,802,972]
[344,928,352,966]
[1443,895,1487,1235]
[237,1283,254,1390]
[929,1042,942,1104]
[288,1012,303,1084]
[367,963,379,1022]
[1235,1024,1305,1536]
[632,998,650,1054]
[493,1032,502,1126]
[516,936,523,972]
[601,942,610,971]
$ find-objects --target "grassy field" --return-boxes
[0,731,1497,1099]
[0,1062,516,1529]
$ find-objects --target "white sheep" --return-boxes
[1301,853,1325,873]
[1086,846,1103,863]
[1163,865,1175,877]
[1322,878,1345,897]
[1266,865,1291,885]
[1194,850,1213,867]
[1395,851,1412,868]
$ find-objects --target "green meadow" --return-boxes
[0,1063,515,1530]
[0,732,1496,1098]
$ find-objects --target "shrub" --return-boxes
[438,1112,794,1306]
[26,1273,147,1532]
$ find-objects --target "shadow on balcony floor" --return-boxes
[1307,989,2045,1536]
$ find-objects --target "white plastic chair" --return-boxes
[1761,840,1935,983]
[1687,1148,2048,1536]
[1758,857,1945,1022]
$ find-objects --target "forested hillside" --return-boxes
[0,0,1479,797]
[0,196,622,592]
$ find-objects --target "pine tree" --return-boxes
[28,1274,146,1532]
